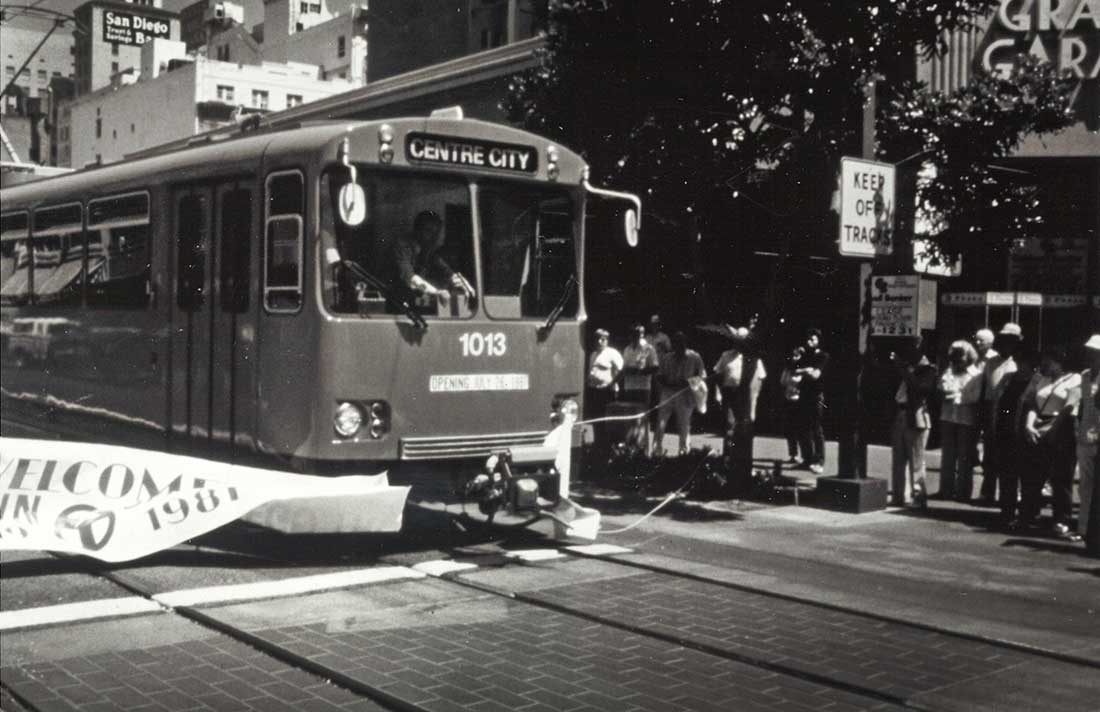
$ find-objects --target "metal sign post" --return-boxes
[821,153,897,510]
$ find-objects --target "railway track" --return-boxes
[3,532,1097,712]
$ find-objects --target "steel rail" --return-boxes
[563,548,1100,671]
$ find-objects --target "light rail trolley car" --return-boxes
[0,109,641,529]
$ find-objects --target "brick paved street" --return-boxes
[223,582,895,712]
[1,613,387,712]
[516,561,1100,711]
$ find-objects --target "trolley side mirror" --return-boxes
[624,208,638,248]
[583,177,641,248]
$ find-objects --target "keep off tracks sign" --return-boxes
[839,157,896,258]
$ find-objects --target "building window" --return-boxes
[111,62,119,74]
[217,84,234,102]
[111,42,119,56]
[286,94,302,107]
[51,71,61,78]
[37,69,47,82]
[4,66,13,78]
[131,123,135,133]
[216,45,230,61]
[337,36,345,58]
[252,89,268,109]
[95,117,102,138]
[338,71,345,79]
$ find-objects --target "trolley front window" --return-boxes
[477,182,578,320]
[321,168,473,320]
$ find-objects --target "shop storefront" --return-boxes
[919,0,1100,351]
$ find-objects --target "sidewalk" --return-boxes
[582,431,1100,662]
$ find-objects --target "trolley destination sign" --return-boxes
[406,133,538,173]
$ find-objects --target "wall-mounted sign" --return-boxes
[869,275,919,336]
[102,10,171,47]
[979,0,1099,128]
[405,133,538,173]
[839,157,896,258]
[942,292,987,307]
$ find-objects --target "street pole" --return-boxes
[837,80,877,481]
[1088,447,1100,557]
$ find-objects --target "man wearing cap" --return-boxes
[1074,335,1100,544]
[978,323,1022,505]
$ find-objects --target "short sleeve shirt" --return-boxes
[587,346,623,389]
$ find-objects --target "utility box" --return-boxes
[817,476,888,513]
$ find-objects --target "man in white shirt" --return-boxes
[977,323,1021,505]
[1018,345,1080,536]
[622,324,659,403]
[713,327,766,488]
[654,331,706,456]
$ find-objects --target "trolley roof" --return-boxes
[0,118,589,212]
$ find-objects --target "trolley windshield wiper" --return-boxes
[539,275,577,334]
[342,260,427,330]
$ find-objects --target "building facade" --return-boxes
[64,39,355,167]
[1,24,75,116]
[917,0,1100,345]
[73,0,181,96]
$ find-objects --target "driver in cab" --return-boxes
[390,209,475,307]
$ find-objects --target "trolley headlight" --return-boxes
[334,402,364,438]
[551,396,579,425]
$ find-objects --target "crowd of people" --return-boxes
[587,317,1100,547]
[585,317,830,475]
[890,324,1097,545]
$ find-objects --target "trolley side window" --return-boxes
[31,203,84,306]
[0,211,30,306]
[218,186,252,313]
[176,193,208,310]
[264,171,304,313]
[87,191,152,309]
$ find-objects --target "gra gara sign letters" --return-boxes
[979,0,1099,126]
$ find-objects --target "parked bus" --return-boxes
[0,110,640,522]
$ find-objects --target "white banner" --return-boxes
[0,438,409,562]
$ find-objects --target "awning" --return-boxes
[0,267,30,298]
[35,259,84,300]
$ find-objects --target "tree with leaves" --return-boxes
[504,0,1077,324]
